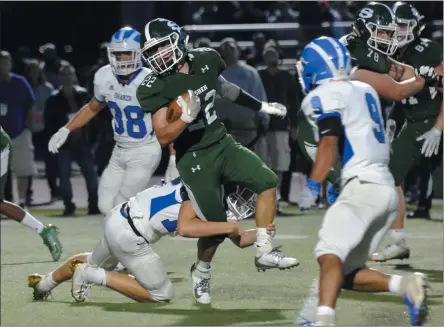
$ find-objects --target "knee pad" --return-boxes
[342,266,366,290]
[150,280,175,302]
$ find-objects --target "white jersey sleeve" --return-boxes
[93,66,107,104]
[129,179,183,244]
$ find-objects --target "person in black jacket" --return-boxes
[44,64,99,216]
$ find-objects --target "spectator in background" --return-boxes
[246,32,267,68]
[25,59,60,201]
[13,46,31,76]
[44,64,99,216]
[215,37,269,162]
[194,37,212,49]
[40,43,67,89]
[258,45,295,212]
[0,50,37,208]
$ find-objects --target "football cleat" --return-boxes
[190,263,211,304]
[255,246,299,272]
[40,224,63,261]
[70,261,92,302]
[369,244,410,262]
[28,273,51,300]
[402,272,429,326]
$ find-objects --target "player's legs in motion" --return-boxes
[29,206,174,303]
[97,146,125,214]
[0,140,62,261]
[296,179,428,326]
[113,143,162,205]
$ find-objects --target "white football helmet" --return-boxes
[108,27,142,76]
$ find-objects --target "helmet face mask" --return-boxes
[395,18,417,47]
[142,32,183,75]
[226,186,257,221]
[108,27,142,76]
[365,21,399,55]
[108,49,142,76]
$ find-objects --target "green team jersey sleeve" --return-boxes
[340,34,390,74]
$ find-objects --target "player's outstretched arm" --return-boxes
[353,69,425,101]
[65,97,105,132]
[48,97,105,153]
[177,201,239,238]
[216,76,286,117]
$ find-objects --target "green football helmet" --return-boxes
[392,2,425,48]
[353,2,399,56]
[141,18,189,75]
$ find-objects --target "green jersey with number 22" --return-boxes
[136,48,227,157]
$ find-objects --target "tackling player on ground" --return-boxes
[136,18,298,304]
[28,179,276,303]
[48,27,164,215]
[1,126,62,261]
[294,36,428,327]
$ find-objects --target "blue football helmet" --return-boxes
[296,36,353,94]
[108,27,142,76]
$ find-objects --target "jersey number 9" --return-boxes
[365,93,385,144]
[108,101,148,139]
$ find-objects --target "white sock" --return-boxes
[84,266,106,286]
[389,229,406,246]
[295,279,319,324]
[388,275,402,294]
[37,272,58,293]
[255,228,273,256]
[194,260,211,279]
[316,305,336,317]
[21,212,44,234]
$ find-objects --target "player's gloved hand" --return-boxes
[416,127,442,157]
[48,127,70,153]
[326,183,340,205]
[415,66,443,87]
[165,155,180,182]
[178,90,201,123]
[299,179,321,211]
[260,102,287,117]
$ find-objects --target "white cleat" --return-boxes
[255,246,300,272]
[314,315,336,326]
[402,272,429,326]
[190,263,211,304]
[70,261,92,302]
[369,243,410,262]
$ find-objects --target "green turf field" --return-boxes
[1,206,443,326]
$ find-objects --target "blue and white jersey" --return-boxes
[94,65,156,148]
[301,80,394,187]
[127,178,183,244]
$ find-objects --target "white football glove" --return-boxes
[416,127,442,157]
[165,155,180,182]
[260,102,287,117]
[178,90,201,123]
[48,127,70,153]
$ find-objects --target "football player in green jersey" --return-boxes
[370,2,443,262]
[0,126,62,261]
[136,18,299,304]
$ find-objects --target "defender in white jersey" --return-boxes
[27,179,276,303]
[48,27,163,214]
[294,37,428,326]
